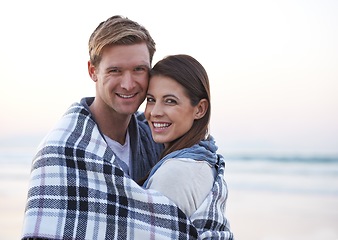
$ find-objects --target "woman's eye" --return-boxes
[166,99,177,104]
[146,97,155,103]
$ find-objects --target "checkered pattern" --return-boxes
[191,155,233,239]
[21,102,233,239]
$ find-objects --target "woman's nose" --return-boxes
[150,102,163,117]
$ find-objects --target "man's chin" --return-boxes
[118,107,140,116]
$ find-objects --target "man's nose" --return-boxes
[120,71,135,90]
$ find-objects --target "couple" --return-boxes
[22,15,233,240]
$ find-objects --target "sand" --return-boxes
[227,189,338,240]
[0,176,30,239]
[2,188,338,240]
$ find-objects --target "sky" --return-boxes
[0,0,337,155]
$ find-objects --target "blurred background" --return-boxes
[0,0,337,239]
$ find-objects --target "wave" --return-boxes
[223,153,338,163]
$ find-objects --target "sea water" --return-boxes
[223,152,338,196]
[1,148,338,197]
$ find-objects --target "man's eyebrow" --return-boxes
[135,64,150,69]
[106,66,119,70]
[106,64,150,70]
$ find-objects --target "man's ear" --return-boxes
[88,61,97,82]
[194,99,208,119]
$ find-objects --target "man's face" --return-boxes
[90,43,150,116]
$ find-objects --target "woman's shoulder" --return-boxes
[146,157,216,216]
[160,158,214,174]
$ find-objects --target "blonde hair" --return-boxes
[88,15,156,67]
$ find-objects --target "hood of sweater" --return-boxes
[143,136,218,187]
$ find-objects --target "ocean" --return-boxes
[223,152,338,196]
[1,147,338,196]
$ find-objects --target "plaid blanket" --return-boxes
[21,102,233,239]
[144,137,233,239]
[190,154,233,239]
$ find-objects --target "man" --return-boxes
[86,15,162,181]
[21,15,197,239]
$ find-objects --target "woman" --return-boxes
[143,54,233,239]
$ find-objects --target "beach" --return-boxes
[225,156,338,240]
[0,156,31,240]
[227,190,338,240]
[1,149,338,240]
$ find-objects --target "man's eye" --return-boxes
[109,68,120,73]
[135,66,147,72]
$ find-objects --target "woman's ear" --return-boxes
[88,61,97,82]
[194,99,208,119]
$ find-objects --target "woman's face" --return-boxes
[145,75,200,147]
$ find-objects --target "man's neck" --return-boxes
[89,102,131,145]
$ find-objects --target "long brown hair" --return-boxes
[150,54,211,158]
